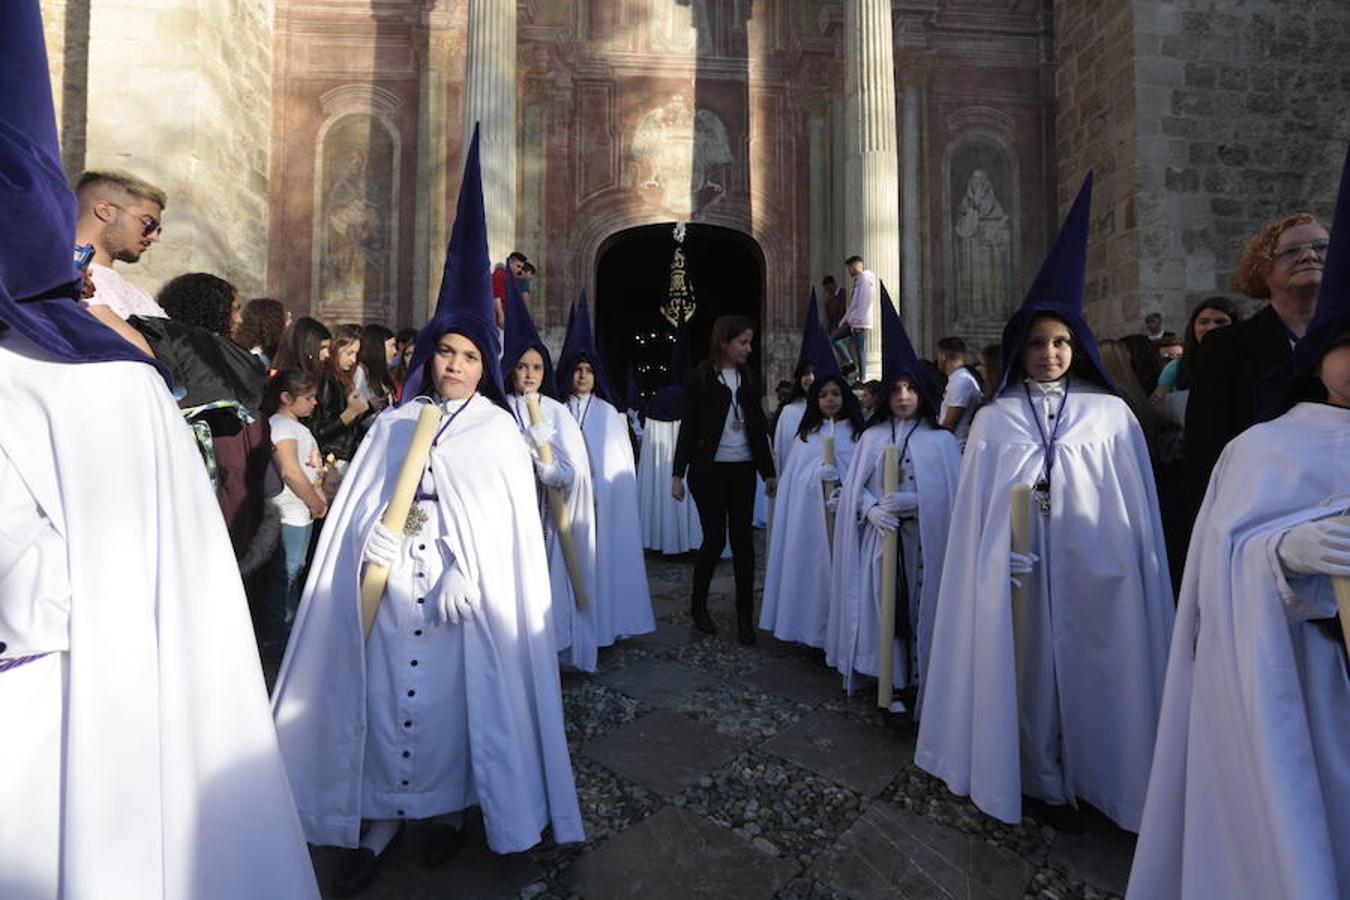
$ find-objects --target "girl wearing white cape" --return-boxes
[915,313,1175,831]
[826,371,959,709]
[760,374,862,648]
[506,347,601,672]
[270,329,583,893]
[768,359,815,528]
[560,356,655,645]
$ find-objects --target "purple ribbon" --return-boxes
[0,652,50,674]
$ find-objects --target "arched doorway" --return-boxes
[594,223,765,400]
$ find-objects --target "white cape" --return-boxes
[915,385,1175,831]
[508,393,600,671]
[767,398,807,531]
[272,396,583,853]
[826,420,959,710]
[1127,403,1349,899]
[569,394,655,645]
[760,421,859,647]
[0,332,318,899]
[637,417,704,554]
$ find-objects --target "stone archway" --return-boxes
[594,222,766,399]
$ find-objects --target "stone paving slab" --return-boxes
[596,656,719,709]
[625,619,695,652]
[560,806,798,900]
[810,800,1033,900]
[762,710,911,797]
[581,709,744,798]
[311,814,543,899]
[746,655,844,705]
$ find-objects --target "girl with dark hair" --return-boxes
[826,294,960,713]
[273,316,331,377]
[355,323,398,413]
[770,358,815,468]
[916,178,1174,834]
[759,373,862,649]
[672,314,777,645]
[236,297,289,370]
[258,369,325,662]
[303,321,369,466]
[1157,296,1241,395]
[158,272,241,337]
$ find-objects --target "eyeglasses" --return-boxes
[1271,240,1329,264]
[105,202,162,237]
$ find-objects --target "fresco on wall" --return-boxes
[627,94,734,215]
[318,114,395,317]
[951,140,1014,324]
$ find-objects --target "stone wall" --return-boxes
[62,0,275,297]
[1055,0,1350,338]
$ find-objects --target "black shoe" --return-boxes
[332,849,381,896]
[333,824,403,895]
[420,822,465,866]
[691,602,717,634]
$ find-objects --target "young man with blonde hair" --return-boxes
[73,169,169,355]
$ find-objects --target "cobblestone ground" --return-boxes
[309,535,1135,899]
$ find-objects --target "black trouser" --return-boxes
[689,461,758,616]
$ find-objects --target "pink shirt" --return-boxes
[84,263,167,320]
[844,269,876,329]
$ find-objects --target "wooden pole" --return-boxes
[1010,483,1033,701]
[1333,516,1350,659]
[822,426,838,554]
[360,402,443,639]
[877,444,899,709]
[525,392,590,610]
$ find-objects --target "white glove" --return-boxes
[527,421,556,449]
[1010,550,1039,589]
[819,463,840,483]
[535,458,569,488]
[878,491,919,518]
[432,562,482,626]
[1277,517,1350,578]
[362,521,401,567]
[825,486,841,512]
[865,503,898,534]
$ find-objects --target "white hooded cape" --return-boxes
[826,420,959,709]
[637,417,704,554]
[915,384,1175,831]
[760,420,860,648]
[0,332,318,899]
[767,398,807,530]
[568,393,655,645]
[1127,402,1349,899]
[507,393,600,672]
[271,395,584,853]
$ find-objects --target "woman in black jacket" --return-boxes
[672,315,777,645]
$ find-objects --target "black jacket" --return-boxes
[307,371,361,462]
[673,363,775,480]
[1184,304,1293,510]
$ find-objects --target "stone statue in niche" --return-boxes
[628,94,733,215]
[953,167,1012,322]
[319,114,394,315]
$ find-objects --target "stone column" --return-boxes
[413,31,450,321]
[808,112,829,290]
[463,0,517,266]
[843,0,900,380]
[900,77,923,350]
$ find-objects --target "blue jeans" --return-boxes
[831,325,868,380]
[262,522,313,658]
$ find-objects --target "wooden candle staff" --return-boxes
[1333,516,1350,659]
[525,392,590,611]
[1009,483,1033,699]
[361,402,443,639]
[821,425,838,554]
[876,444,900,710]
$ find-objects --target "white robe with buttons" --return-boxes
[0,331,318,899]
[567,393,655,646]
[915,382,1175,832]
[826,420,959,707]
[760,419,860,648]
[272,395,584,853]
[1127,402,1349,900]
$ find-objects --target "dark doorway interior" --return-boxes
[595,223,764,401]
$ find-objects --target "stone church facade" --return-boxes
[40,0,1350,384]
